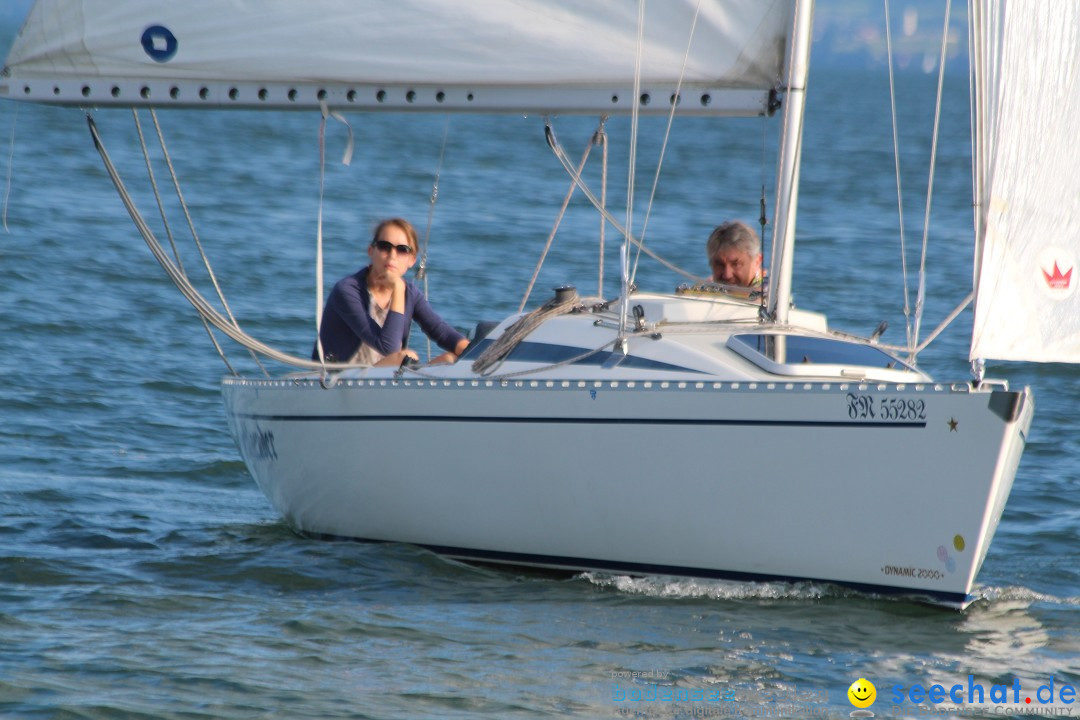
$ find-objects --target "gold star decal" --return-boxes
[947,417,959,432]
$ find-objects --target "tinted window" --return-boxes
[730,334,911,370]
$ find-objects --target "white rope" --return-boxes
[883,0,913,350]
[132,112,184,271]
[630,0,704,286]
[90,115,365,372]
[131,109,241,376]
[909,0,952,361]
[147,109,267,374]
[473,291,582,376]
[314,102,355,374]
[467,336,620,381]
[598,124,608,297]
[149,110,244,327]
[314,111,328,368]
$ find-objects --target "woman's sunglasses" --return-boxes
[371,239,415,256]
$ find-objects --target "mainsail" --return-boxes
[969,0,1080,363]
[2,0,793,116]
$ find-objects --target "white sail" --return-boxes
[969,0,1080,362]
[1,0,792,115]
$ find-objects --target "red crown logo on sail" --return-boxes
[1042,261,1073,289]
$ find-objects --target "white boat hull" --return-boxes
[223,374,1032,608]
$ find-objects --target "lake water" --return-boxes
[1,38,1078,720]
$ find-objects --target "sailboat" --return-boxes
[4,0,1073,609]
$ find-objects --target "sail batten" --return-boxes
[2,0,793,115]
[969,0,1080,363]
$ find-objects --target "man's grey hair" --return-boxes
[706,220,760,259]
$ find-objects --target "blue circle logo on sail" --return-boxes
[141,26,178,63]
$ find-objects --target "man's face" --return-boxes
[710,246,762,286]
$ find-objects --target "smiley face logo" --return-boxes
[848,678,877,709]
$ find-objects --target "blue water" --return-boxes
[2,34,1078,720]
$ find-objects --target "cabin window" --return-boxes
[729,334,912,373]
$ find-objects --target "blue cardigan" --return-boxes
[313,266,465,362]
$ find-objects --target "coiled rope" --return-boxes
[472,289,583,376]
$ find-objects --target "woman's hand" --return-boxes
[374,348,419,367]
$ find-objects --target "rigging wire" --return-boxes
[418,115,450,283]
[883,0,914,350]
[910,0,953,362]
[418,115,451,359]
[544,122,700,282]
[629,0,704,287]
[519,119,604,312]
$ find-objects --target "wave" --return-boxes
[583,573,1080,608]
[580,572,840,602]
[973,585,1080,607]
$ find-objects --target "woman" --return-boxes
[314,218,469,366]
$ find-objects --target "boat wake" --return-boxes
[584,574,1080,609]
[580,572,837,602]
[974,585,1080,607]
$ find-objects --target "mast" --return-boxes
[766,0,815,324]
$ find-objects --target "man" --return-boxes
[706,220,763,287]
